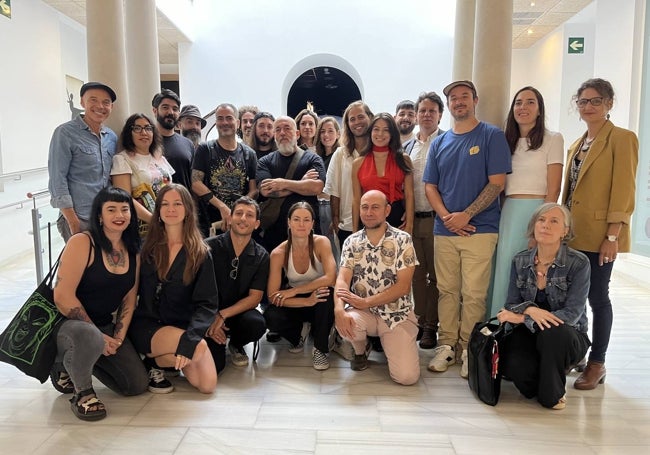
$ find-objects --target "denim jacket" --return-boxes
[504,243,590,333]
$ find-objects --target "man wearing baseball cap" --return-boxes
[48,81,118,241]
[423,80,511,378]
[179,104,206,149]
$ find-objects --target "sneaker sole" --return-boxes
[148,385,174,394]
[313,362,330,371]
[428,360,455,373]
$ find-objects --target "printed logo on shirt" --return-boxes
[469,146,480,155]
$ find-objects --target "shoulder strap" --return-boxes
[284,149,305,180]
[83,232,94,268]
[403,139,416,154]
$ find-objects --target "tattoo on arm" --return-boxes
[191,169,205,183]
[464,183,503,219]
[67,306,93,324]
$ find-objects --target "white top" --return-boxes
[323,146,359,231]
[286,247,324,288]
[505,130,564,196]
[110,151,175,193]
[408,130,440,212]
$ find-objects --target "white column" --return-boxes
[472,0,513,127]
[452,0,476,81]
[125,0,161,116]
[86,0,129,132]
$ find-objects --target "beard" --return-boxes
[398,123,415,135]
[157,113,177,131]
[277,140,297,156]
[182,129,201,147]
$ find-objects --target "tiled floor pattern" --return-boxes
[0,257,649,454]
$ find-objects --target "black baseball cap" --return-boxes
[80,82,117,102]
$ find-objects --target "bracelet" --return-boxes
[199,192,214,204]
[218,311,226,321]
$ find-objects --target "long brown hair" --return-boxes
[141,183,208,285]
[284,202,316,270]
[361,113,413,174]
[314,116,341,158]
[504,86,546,154]
[341,101,373,156]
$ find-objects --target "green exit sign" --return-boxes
[568,37,585,54]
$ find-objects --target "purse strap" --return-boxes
[284,149,305,180]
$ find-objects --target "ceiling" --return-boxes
[42,0,594,72]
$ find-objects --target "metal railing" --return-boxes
[26,189,58,284]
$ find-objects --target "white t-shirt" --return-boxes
[111,150,175,194]
[505,130,564,196]
[323,146,359,231]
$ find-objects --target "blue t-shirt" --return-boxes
[422,122,511,236]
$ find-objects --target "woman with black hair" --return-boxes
[351,113,414,234]
[51,187,148,421]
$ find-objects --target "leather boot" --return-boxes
[574,361,606,390]
[419,327,437,350]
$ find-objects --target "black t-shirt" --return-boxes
[162,133,194,190]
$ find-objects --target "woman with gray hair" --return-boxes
[497,203,591,410]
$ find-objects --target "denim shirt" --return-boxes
[504,243,590,333]
[48,115,117,220]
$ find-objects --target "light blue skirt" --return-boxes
[487,198,544,318]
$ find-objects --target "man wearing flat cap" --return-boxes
[179,104,206,149]
[423,80,511,378]
[48,81,118,241]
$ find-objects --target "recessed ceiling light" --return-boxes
[530,1,535,6]
[527,28,533,34]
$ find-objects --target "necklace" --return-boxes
[534,255,553,278]
[580,137,595,152]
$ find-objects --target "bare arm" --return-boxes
[402,169,415,234]
[336,265,415,310]
[351,159,362,232]
[246,179,258,200]
[544,163,563,203]
[441,174,505,233]
[53,233,94,323]
[333,267,356,339]
[424,183,449,217]
[112,255,140,344]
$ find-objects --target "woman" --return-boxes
[111,113,174,236]
[295,109,318,151]
[352,113,414,234]
[129,184,219,394]
[489,87,564,317]
[314,116,341,262]
[561,78,639,390]
[497,203,591,410]
[51,187,148,421]
[264,202,337,370]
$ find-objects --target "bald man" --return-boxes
[334,190,420,385]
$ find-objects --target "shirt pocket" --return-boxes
[73,145,100,166]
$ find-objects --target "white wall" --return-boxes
[179,0,456,128]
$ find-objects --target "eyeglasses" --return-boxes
[229,257,239,280]
[132,125,154,133]
[576,97,604,108]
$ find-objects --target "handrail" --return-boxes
[0,166,48,182]
[0,189,50,211]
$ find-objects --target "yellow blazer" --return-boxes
[561,121,638,252]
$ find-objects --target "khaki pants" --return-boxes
[434,233,498,350]
[412,216,438,329]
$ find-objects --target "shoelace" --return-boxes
[149,368,166,383]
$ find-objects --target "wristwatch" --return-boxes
[606,235,618,242]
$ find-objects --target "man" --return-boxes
[152,89,195,190]
[403,92,445,350]
[178,104,206,149]
[192,103,258,236]
[423,80,511,378]
[206,197,269,371]
[237,105,259,143]
[248,111,276,159]
[394,100,417,144]
[324,101,373,246]
[256,116,325,252]
[48,81,118,241]
[334,190,420,385]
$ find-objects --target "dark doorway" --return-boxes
[287,66,361,119]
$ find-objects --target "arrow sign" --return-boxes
[568,37,585,54]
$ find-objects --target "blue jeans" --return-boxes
[56,320,148,395]
[581,251,614,363]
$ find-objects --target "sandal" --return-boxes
[70,388,107,421]
[50,365,74,394]
[552,394,567,410]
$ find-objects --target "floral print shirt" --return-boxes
[340,224,418,329]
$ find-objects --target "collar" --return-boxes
[224,231,256,257]
[524,243,568,271]
[416,129,439,143]
[75,114,108,136]
[359,223,395,248]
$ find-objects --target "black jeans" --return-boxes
[581,250,614,363]
[501,324,590,408]
[263,289,334,353]
[206,308,267,373]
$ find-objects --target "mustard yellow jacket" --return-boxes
[561,121,638,252]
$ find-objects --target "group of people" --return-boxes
[45,75,638,419]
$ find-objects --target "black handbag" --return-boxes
[467,316,510,406]
[0,254,64,383]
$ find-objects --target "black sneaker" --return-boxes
[145,358,174,394]
[266,331,281,342]
[351,354,368,371]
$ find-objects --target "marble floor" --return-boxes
[0,256,649,454]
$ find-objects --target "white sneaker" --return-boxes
[460,349,468,379]
[228,343,249,367]
[428,344,456,372]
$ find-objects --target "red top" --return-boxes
[357,147,405,202]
